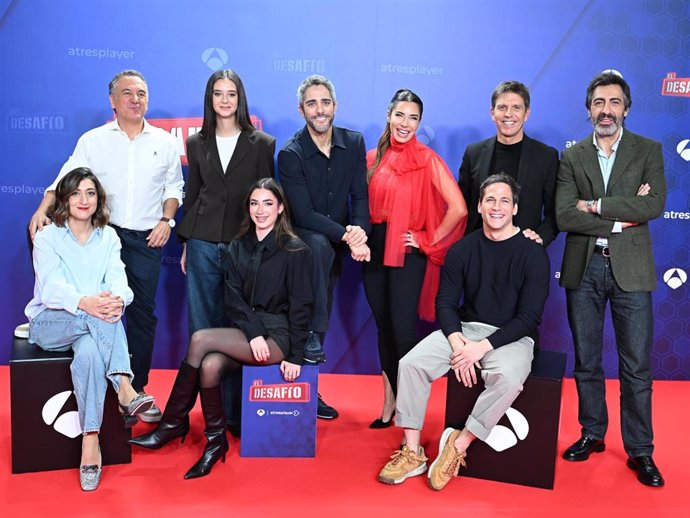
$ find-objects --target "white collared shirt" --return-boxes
[25,223,133,320]
[48,120,184,231]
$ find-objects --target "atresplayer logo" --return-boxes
[42,391,82,439]
[148,116,263,165]
[484,407,529,452]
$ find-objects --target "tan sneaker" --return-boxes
[428,427,467,491]
[378,445,428,485]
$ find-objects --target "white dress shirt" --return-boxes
[48,120,184,231]
[25,223,134,320]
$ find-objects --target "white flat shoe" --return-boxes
[14,323,29,339]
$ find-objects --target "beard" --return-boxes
[306,113,334,135]
[592,112,623,137]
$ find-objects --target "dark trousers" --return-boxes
[296,228,343,338]
[112,225,161,392]
[362,224,426,395]
[566,251,655,457]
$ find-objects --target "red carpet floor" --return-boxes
[1,367,686,517]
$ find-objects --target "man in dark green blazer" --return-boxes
[556,71,666,487]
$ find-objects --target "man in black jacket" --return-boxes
[458,80,559,247]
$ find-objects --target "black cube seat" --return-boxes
[10,337,131,474]
[444,348,566,489]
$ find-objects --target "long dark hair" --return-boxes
[367,88,423,182]
[50,167,110,228]
[236,178,303,251]
[199,69,255,139]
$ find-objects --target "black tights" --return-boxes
[186,328,285,388]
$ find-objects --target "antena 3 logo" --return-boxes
[663,268,687,290]
[661,72,690,97]
[42,391,82,439]
[484,407,529,452]
[202,48,228,71]
[148,116,263,165]
[249,380,311,403]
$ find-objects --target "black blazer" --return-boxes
[178,129,276,243]
[458,134,559,246]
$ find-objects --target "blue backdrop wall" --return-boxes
[1,0,688,379]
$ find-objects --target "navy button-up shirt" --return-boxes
[278,125,370,242]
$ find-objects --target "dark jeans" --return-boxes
[185,238,230,334]
[184,238,241,423]
[362,224,426,395]
[296,228,343,338]
[112,225,161,392]
[566,251,655,457]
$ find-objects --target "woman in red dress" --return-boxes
[364,89,467,428]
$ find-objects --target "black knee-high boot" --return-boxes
[129,361,199,449]
[184,385,228,479]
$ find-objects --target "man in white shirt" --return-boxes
[29,70,184,422]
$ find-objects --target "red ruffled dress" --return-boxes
[366,135,467,321]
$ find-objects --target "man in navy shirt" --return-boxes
[278,75,370,419]
[377,173,550,490]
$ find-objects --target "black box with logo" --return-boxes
[444,348,566,489]
[10,337,131,474]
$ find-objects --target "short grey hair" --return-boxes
[296,75,336,106]
[108,69,147,95]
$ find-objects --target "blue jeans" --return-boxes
[185,238,239,423]
[29,309,133,433]
[113,225,161,392]
[566,252,654,457]
[185,238,231,335]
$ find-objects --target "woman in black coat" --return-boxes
[177,69,276,336]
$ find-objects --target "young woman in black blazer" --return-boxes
[177,69,276,336]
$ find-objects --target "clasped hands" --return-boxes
[343,225,370,262]
[78,291,125,323]
[449,332,492,388]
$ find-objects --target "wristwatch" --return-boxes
[161,217,176,228]
[585,200,596,212]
